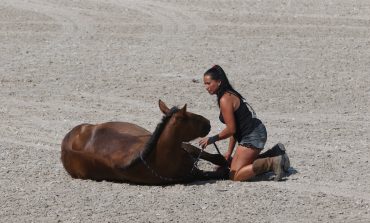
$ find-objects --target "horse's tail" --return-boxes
[60,124,119,181]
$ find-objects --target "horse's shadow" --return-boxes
[102,167,299,186]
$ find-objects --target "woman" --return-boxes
[199,65,290,181]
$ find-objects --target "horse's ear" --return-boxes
[159,99,170,114]
[179,104,187,116]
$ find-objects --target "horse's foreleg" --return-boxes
[181,143,229,167]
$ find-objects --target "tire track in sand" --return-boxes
[109,0,207,36]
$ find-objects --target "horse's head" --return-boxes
[159,100,211,142]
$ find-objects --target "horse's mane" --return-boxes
[122,106,180,169]
[142,106,180,157]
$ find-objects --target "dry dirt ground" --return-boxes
[1,0,369,222]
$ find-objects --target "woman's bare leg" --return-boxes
[229,146,261,181]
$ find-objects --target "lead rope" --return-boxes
[190,146,206,173]
[213,143,231,168]
[213,143,222,156]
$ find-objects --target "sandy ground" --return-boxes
[1,0,370,222]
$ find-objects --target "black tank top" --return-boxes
[219,95,261,142]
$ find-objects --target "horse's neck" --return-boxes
[152,128,185,165]
[146,126,194,178]
[156,131,182,156]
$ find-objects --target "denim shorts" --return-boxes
[239,123,267,150]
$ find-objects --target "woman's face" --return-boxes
[203,74,220,95]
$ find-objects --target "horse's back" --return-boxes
[89,122,151,166]
[61,122,151,180]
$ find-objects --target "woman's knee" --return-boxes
[229,164,255,181]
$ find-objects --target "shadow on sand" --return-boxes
[186,166,299,185]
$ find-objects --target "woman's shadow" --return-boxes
[251,166,298,182]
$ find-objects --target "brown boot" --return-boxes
[282,153,290,173]
[252,155,285,181]
[258,143,285,158]
[258,143,290,172]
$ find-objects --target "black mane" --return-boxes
[122,106,180,169]
[141,106,179,158]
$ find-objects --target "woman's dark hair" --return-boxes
[204,65,244,106]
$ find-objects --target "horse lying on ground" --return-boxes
[61,100,229,185]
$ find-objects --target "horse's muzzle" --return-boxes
[201,121,211,137]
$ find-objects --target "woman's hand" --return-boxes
[199,134,220,149]
[199,137,210,149]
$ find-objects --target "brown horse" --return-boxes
[61,100,229,185]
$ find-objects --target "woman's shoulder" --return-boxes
[220,92,233,101]
[220,92,240,107]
